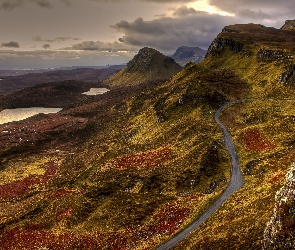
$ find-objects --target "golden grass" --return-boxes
[171,99,295,249]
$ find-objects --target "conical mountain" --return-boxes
[104,47,182,86]
[171,46,207,66]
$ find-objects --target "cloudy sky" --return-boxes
[0,0,294,69]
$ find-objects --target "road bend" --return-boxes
[156,99,247,250]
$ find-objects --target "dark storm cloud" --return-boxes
[89,0,193,2]
[1,41,20,48]
[65,40,138,52]
[61,0,72,6]
[33,36,80,43]
[111,10,236,51]
[42,44,51,49]
[0,0,69,10]
[34,0,52,8]
[0,0,22,10]
[0,0,193,11]
[173,6,197,17]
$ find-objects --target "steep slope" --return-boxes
[171,23,295,249]
[281,19,295,30]
[171,46,207,66]
[1,22,295,250]
[104,47,182,86]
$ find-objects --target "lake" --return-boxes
[83,88,110,95]
[0,107,62,124]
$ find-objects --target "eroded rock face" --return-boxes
[281,20,295,31]
[262,163,295,249]
[206,38,244,57]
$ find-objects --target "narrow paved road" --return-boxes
[156,99,245,250]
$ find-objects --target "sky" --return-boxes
[0,0,294,69]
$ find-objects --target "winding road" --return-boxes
[156,99,246,250]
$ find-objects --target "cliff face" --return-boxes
[281,20,295,31]
[263,164,295,249]
[206,37,244,57]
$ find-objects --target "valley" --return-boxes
[0,22,295,250]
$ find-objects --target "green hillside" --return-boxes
[0,22,295,249]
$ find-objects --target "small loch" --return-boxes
[83,88,110,96]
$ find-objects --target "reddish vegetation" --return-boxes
[184,194,205,202]
[0,227,128,250]
[58,208,73,220]
[0,162,58,200]
[112,148,172,169]
[268,173,285,184]
[0,115,87,149]
[241,128,275,152]
[136,203,191,240]
[46,188,83,200]
[0,200,191,249]
[150,204,190,235]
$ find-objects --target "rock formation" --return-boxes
[281,20,295,31]
[262,163,295,249]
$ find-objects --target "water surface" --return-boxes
[0,107,62,124]
[83,88,110,95]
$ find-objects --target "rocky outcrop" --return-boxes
[221,27,240,33]
[206,38,244,57]
[281,20,295,31]
[257,49,292,62]
[278,65,295,86]
[262,163,295,249]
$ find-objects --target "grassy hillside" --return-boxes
[1,23,295,249]
[171,24,295,249]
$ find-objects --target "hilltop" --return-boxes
[171,46,207,66]
[0,21,295,250]
[104,47,182,86]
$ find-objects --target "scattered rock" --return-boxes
[262,163,295,249]
[279,65,295,87]
[257,49,292,62]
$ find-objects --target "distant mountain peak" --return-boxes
[281,20,295,30]
[171,46,207,66]
[105,47,182,86]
